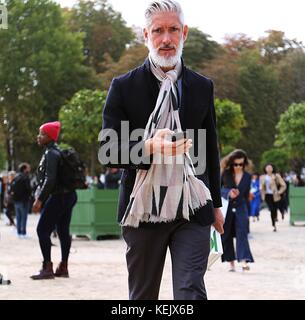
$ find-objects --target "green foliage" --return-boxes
[204,32,305,167]
[99,44,148,90]
[275,102,305,160]
[258,30,304,63]
[59,89,106,144]
[65,0,134,73]
[260,148,290,174]
[215,99,246,155]
[0,0,304,175]
[58,142,74,150]
[0,0,95,169]
[221,145,236,158]
[59,89,107,174]
[183,28,221,71]
[0,145,6,170]
[236,49,279,165]
[0,127,5,170]
[276,49,305,113]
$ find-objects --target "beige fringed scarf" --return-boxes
[121,56,211,227]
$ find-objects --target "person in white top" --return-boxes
[260,164,286,232]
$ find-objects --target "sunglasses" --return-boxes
[233,163,244,167]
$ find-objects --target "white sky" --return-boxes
[55,0,305,44]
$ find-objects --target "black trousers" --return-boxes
[5,204,15,225]
[265,194,278,227]
[37,191,77,263]
[122,219,211,300]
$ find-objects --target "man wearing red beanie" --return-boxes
[31,121,77,280]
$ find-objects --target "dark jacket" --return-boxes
[36,141,63,203]
[221,170,251,208]
[101,59,222,225]
[11,173,32,202]
[105,170,122,189]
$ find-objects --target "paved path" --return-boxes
[0,209,304,300]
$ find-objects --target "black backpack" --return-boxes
[58,148,87,191]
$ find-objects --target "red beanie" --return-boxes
[40,121,61,141]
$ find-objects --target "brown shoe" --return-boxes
[31,262,55,280]
[54,261,69,278]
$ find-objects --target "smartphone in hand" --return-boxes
[171,131,189,142]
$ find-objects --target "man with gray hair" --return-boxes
[100,0,224,300]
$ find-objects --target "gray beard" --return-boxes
[146,38,184,68]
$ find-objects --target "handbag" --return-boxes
[207,197,227,268]
[207,226,223,269]
[220,196,229,219]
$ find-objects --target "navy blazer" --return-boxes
[101,59,222,226]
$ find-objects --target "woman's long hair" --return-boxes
[220,149,253,175]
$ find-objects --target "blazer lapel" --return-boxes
[179,62,189,130]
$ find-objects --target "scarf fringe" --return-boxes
[121,202,209,228]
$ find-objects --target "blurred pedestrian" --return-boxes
[278,172,289,220]
[249,173,261,222]
[293,174,305,187]
[260,164,286,232]
[104,168,121,189]
[12,163,32,238]
[3,171,16,227]
[0,173,5,214]
[220,149,254,272]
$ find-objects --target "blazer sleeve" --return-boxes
[100,78,152,170]
[202,80,222,208]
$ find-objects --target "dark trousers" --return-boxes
[4,204,15,226]
[221,206,254,263]
[15,201,29,235]
[265,194,278,227]
[122,219,211,300]
[37,191,77,263]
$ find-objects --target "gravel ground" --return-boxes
[0,209,304,300]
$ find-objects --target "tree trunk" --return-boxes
[90,144,96,177]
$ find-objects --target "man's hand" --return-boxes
[144,129,192,156]
[32,199,42,214]
[213,207,224,234]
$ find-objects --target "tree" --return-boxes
[65,0,134,74]
[59,89,107,175]
[0,127,6,170]
[99,44,148,90]
[223,33,256,55]
[260,148,290,174]
[214,99,246,156]
[276,49,305,113]
[236,49,279,166]
[202,34,256,102]
[275,102,305,173]
[202,50,240,101]
[183,28,221,71]
[258,30,304,63]
[0,0,95,169]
